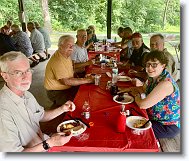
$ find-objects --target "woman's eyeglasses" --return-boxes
[145,62,160,68]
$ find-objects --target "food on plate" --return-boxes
[116,94,124,101]
[133,119,146,128]
[60,121,81,132]
[116,93,132,103]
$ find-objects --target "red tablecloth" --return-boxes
[88,50,120,61]
[48,65,159,152]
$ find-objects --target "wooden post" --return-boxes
[107,0,112,39]
[18,0,26,32]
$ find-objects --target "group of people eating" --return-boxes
[0,20,51,67]
[0,24,180,152]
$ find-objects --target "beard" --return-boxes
[15,82,31,91]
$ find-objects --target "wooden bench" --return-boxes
[158,134,180,152]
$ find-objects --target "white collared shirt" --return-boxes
[0,85,47,152]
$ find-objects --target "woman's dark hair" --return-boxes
[144,50,169,67]
[117,27,124,34]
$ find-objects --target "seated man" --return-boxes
[120,32,150,81]
[0,51,74,152]
[129,32,150,69]
[34,22,51,59]
[71,29,95,77]
[0,25,17,56]
[150,34,178,81]
[111,27,133,60]
[27,22,47,61]
[11,24,39,67]
[44,35,94,107]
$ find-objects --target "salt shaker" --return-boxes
[117,105,126,133]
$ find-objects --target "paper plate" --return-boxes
[126,116,152,131]
[113,93,134,104]
[57,120,87,136]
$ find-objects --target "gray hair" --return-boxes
[77,29,86,35]
[0,51,27,72]
[150,33,165,41]
[58,35,74,47]
[11,24,21,32]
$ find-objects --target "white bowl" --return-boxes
[57,120,87,136]
[126,116,152,131]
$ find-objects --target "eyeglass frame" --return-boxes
[2,68,34,78]
[145,62,160,68]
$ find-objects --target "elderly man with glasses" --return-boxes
[150,34,178,81]
[0,51,75,152]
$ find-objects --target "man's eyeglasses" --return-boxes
[145,62,160,68]
[4,68,33,78]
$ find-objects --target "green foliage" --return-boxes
[24,0,43,23]
[0,0,180,34]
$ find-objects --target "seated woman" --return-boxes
[85,28,94,50]
[120,50,180,138]
[88,25,98,43]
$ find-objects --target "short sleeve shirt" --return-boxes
[38,27,51,49]
[44,50,74,90]
[0,85,45,152]
[163,49,178,80]
[71,44,88,63]
[30,29,45,53]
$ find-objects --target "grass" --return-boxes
[49,32,180,59]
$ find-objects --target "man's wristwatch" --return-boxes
[42,140,50,150]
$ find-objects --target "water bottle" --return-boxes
[117,105,126,133]
[94,43,98,51]
[112,63,118,84]
[82,101,90,119]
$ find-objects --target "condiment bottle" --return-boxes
[117,105,126,133]
[82,101,90,119]
[112,63,118,84]
[114,37,117,43]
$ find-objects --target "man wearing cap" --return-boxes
[121,32,150,82]
[129,32,150,69]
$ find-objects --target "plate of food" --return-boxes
[126,116,152,131]
[57,120,87,136]
[117,75,132,82]
[113,93,134,104]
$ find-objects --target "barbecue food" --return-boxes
[60,122,79,131]
[133,119,146,128]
